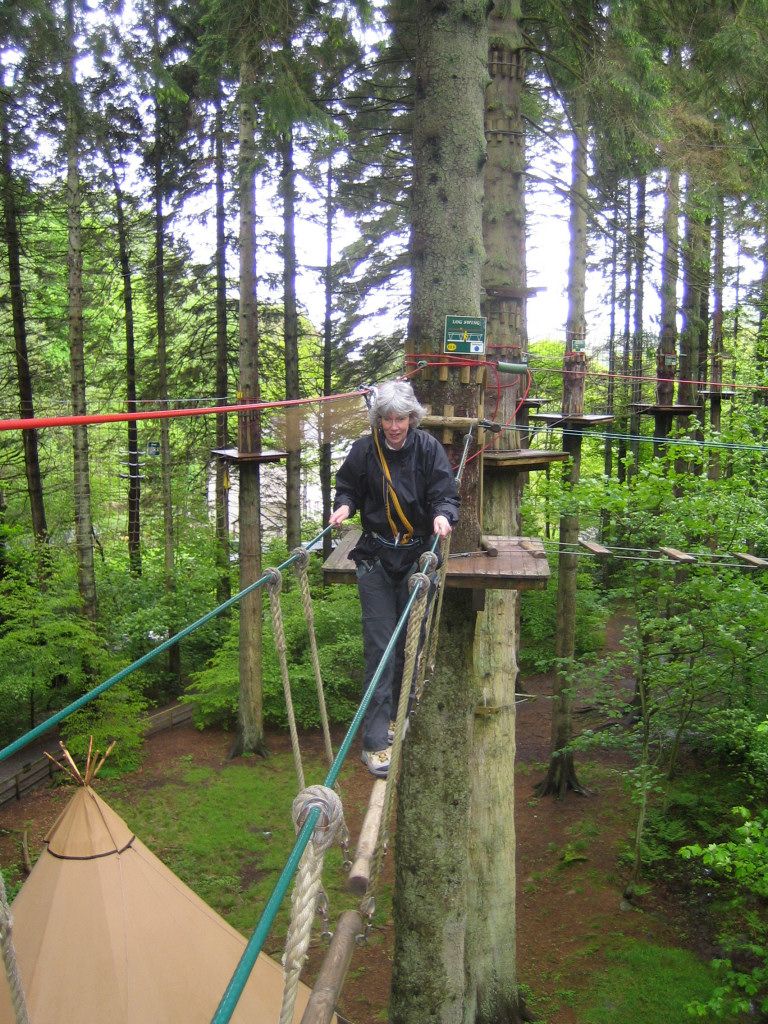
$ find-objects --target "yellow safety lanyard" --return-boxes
[372,428,415,545]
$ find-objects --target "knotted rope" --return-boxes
[291,548,334,768]
[0,872,29,1024]
[278,785,345,1024]
[365,571,432,913]
[266,568,305,791]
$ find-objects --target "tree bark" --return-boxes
[464,6,528,1020]
[628,175,645,477]
[1,97,48,548]
[64,0,97,620]
[214,91,231,605]
[391,0,489,1019]
[281,126,302,551]
[320,156,334,559]
[233,61,266,758]
[537,85,589,798]
[151,48,180,680]
[109,161,141,576]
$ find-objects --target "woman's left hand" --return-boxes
[433,515,452,538]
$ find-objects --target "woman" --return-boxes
[329,380,460,777]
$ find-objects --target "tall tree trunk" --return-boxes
[655,169,679,453]
[214,92,231,604]
[709,197,725,481]
[391,0,489,1020]
[1,98,48,547]
[109,161,141,576]
[320,156,334,559]
[152,94,180,681]
[232,61,266,758]
[628,175,646,477]
[64,0,97,620]
[616,181,632,486]
[465,6,527,1021]
[281,126,302,550]
[536,91,589,798]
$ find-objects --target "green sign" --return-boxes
[444,315,486,355]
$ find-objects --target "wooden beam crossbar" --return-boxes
[659,546,696,564]
[578,539,611,557]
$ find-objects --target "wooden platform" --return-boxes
[483,449,569,471]
[211,447,288,463]
[322,529,550,590]
[530,413,615,427]
[628,403,700,415]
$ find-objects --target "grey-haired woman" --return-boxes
[329,381,460,777]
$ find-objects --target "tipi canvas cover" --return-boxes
[0,785,331,1023]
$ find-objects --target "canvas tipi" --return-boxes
[0,767,332,1024]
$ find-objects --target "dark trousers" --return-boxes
[357,560,415,752]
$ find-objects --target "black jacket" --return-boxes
[333,427,460,577]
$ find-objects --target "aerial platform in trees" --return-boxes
[483,449,569,471]
[698,389,736,400]
[211,447,288,464]
[628,403,701,416]
[529,412,615,427]
[322,529,550,590]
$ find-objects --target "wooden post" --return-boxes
[562,350,586,417]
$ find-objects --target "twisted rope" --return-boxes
[266,569,305,791]
[0,872,29,1024]
[366,571,432,901]
[278,786,345,1024]
[291,548,334,768]
[417,538,452,700]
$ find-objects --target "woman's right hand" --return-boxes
[329,504,351,528]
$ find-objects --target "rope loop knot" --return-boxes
[419,550,439,574]
[264,567,283,593]
[292,785,344,854]
[290,546,310,570]
[408,571,431,596]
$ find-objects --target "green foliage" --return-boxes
[184,575,363,730]
[0,563,117,746]
[61,683,150,775]
[681,806,768,1018]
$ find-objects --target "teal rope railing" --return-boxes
[0,527,334,765]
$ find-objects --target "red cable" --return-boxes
[0,389,371,433]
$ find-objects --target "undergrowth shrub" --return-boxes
[184,579,363,730]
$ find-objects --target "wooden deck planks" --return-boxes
[322,529,550,590]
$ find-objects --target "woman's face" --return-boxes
[381,412,410,450]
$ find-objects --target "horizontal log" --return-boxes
[347,779,387,895]
[733,552,768,568]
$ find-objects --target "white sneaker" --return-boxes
[361,747,391,778]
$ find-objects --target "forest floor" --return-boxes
[0,613,721,1023]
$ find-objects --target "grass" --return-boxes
[574,936,720,1024]
[101,750,362,945]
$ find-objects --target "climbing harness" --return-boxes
[372,426,416,544]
